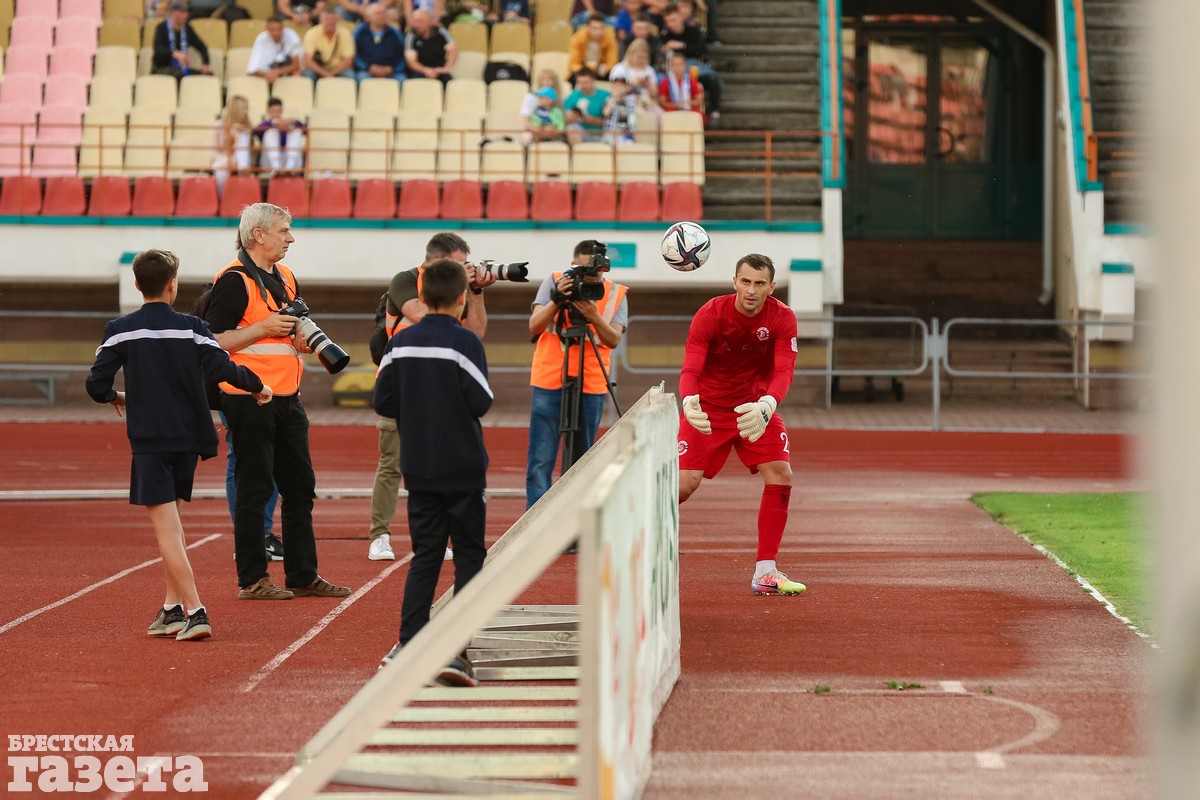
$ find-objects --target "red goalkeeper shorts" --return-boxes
[677,410,790,479]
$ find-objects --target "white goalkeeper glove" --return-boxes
[681,394,711,435]
[734,395,777,442]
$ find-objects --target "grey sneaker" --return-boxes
[378,642,403,671]
[237,576,294,600]
[147,604,186,636]
[288,577,351,598]
[437,653,479,687]
[176,608,212,641]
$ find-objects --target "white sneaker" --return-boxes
[369,534,395,561]
[444,547,454,561]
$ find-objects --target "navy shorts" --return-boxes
[130,452,199,506]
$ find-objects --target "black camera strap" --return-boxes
[236,249,291,311]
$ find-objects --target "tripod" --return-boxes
[555,303,623,474]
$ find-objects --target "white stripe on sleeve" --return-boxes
[379,345,493,399]
[95,327,223,355]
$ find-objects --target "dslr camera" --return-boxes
[561,242,610,302]
[278,298,351,374]
[473,260,531,283]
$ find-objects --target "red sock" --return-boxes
[756,484,791,561]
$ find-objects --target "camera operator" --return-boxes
[525,239,629,511]
[206,202,351,601]
[366,232,496,562]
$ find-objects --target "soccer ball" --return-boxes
[661,221,711,272]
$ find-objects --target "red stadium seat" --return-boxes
[352,178,396,219]
[131,176,174,217]
[573,181,616,221]
[661,181,703,221]
[87,175,131,216]
[309,177,352,218]
[530,179,571,221]
[0,176,42,214]
[175,175,219,217]
[485,179,527,220]
[618,181,659,221]
[397,179,439,219]
[42,176,86,215]
[219,175,262,217]
[440,179,483,220]
[266,176,309,218]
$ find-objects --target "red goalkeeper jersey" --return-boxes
[679,294,798,411]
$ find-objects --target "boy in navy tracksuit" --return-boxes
[374,258,492,685]
[86,249,273,641]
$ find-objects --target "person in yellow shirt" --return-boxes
[303,8,356,79]
[567,13,618,82]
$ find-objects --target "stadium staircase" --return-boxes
[1082,0,1146,225]
[702,0,823,221]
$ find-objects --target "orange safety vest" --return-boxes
[214,259,304,397]
[385,265,424,337]
[530,273,627,394]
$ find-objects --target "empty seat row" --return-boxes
[0,174,704,221]
[5,15,99,53]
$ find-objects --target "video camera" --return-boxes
[561,242,610,302]
[474,260,531,283]
[278,298,351,374]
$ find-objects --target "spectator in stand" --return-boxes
[568,13,617,83]
[403,0,445,28]
[355,3,408,82]
[278,0,326,26]
[146,0,167,19]
[247,15,305,86]
[304,7,357,79]
[524,86,565,145]
[338,0,395,24]
[627,17,661,70]
[661,4,720,124]
[570,0,616,29]
[610,38,657,101]
[212,95,253,194]
[564,66,610,145]
[676,0,718,46]
[520,69,564,118]
[254,98,307,176]
[404,8,457,86]
[487,0,530,24]
[601,76,638,146]
[152,2,213,80]
[659,50,705,124]
[614,0,646,49]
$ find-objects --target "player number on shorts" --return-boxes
[780,432,790,455]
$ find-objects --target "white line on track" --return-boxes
[240,555,412,693]
[940,680,967,694]
[0,533,222,636]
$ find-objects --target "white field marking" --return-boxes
[240,555,412,693]
[975,752,1006,769]
[940,680,967,694]
[0,533,222,636]
[1023,539,1155,646]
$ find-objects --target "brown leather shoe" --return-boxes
[237,576,294,600]
[288,577,351,598]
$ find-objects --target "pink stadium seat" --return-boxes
[132,176,175,216]
[9,17,56,50]
[31,142,78,176]
[530,179,571,221]
[43,75,90,111]
[88,174,131,216]
[0,106,37,176]
[49,46,95,79]
[309,177,352,218]
[219,175,262,217]
[352,178,396,219]
[661,181,703,221]
[485,180,527,220]
[175,175,219,217]
[42,176,87,214]
[16,0,59,19]
[5,44,50,80]
[0,79,45,110]
[573,180,617,221]
[440,178,483,220]
[0,176,42,214]
[37,105,83,145]
[55,17,101,54]
[266,176,308,217]
[397,179,439,219]
[60,0,104,21]
[618,181,660,221]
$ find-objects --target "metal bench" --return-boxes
[0,365,78,406]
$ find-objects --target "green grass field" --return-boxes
[972,492,1150,635]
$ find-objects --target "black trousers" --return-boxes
[222,393,319,589]
[398,488,487,645]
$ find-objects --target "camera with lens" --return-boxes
[278,298,351,374]
[474,260,531,283]
[562,243,609,302]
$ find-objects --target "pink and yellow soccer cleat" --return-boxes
[752,569,807,596]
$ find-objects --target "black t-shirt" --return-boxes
[206,262,298,334]
[404,28,451,70]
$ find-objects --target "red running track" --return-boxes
[0,422,1148,798]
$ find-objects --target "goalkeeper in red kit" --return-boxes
[677,253,806,595]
